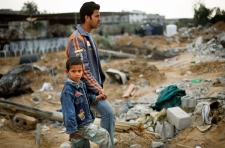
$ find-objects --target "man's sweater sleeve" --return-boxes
[67,35,102,94]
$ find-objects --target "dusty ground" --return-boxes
[0,32,225,148]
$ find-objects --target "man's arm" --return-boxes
[67,35,103,94]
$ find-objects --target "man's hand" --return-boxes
[99,89,107,99]
[96,94,104,100]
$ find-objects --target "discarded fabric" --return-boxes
[37,82,53,92]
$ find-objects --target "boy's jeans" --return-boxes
[70,124,112,148]
[91,99,116,147]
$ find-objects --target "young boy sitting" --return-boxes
[60,57,112,148]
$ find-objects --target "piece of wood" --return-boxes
[94,118,142,132]
[131,89,139,97]
[0,99,63,122]
[122,84,135,98]
[144,130,160,135]
[36,123,41,148]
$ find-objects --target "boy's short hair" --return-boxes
[80,1,100,24]
[66,57,83,71]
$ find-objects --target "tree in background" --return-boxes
[210,7,225,24]
[193,2,214,26]
[21,1,40,38]
[21,1,39,16]
[21,1,39,28]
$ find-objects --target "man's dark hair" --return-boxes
[66,57,83,71]
[80,1,100,24]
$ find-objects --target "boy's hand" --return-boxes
[69,132,78,140]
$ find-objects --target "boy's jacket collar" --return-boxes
[67,78,83,89]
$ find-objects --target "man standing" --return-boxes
[66,1,115,147]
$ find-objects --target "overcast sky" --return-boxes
[0,0,225,19]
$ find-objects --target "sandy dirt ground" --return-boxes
[0,32,225,148]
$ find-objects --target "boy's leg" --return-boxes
[91,99,116,147]
[70,135,90,148]
[79,123,112,148]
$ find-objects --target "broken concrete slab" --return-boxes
[155,121,174,139]
[136,93,158,105]
[194,36,203,47]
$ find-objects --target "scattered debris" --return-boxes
[0,74,33,98]
[106,68,128,85]
[122,84,135,98]
[37,82,53,92]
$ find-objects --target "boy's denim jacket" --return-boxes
[60,78,97,134]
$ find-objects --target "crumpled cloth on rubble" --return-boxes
[37,82,53,92]
[201,103,212,124]
[151,85,186,111]
[194,102,212,125]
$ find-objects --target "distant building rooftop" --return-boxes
[0,9,21,14]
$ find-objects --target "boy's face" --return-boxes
[66,65,83,82]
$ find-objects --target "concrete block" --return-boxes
[181,96,198,113]
[166,107,191,130]
[13,113,38,130]
[181,96,197,107]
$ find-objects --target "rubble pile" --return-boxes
[112,77,225,147]
[109,29,225,147]
[112,34,182,56]
[187,35,225,60]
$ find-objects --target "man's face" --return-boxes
[88,10,101,29]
